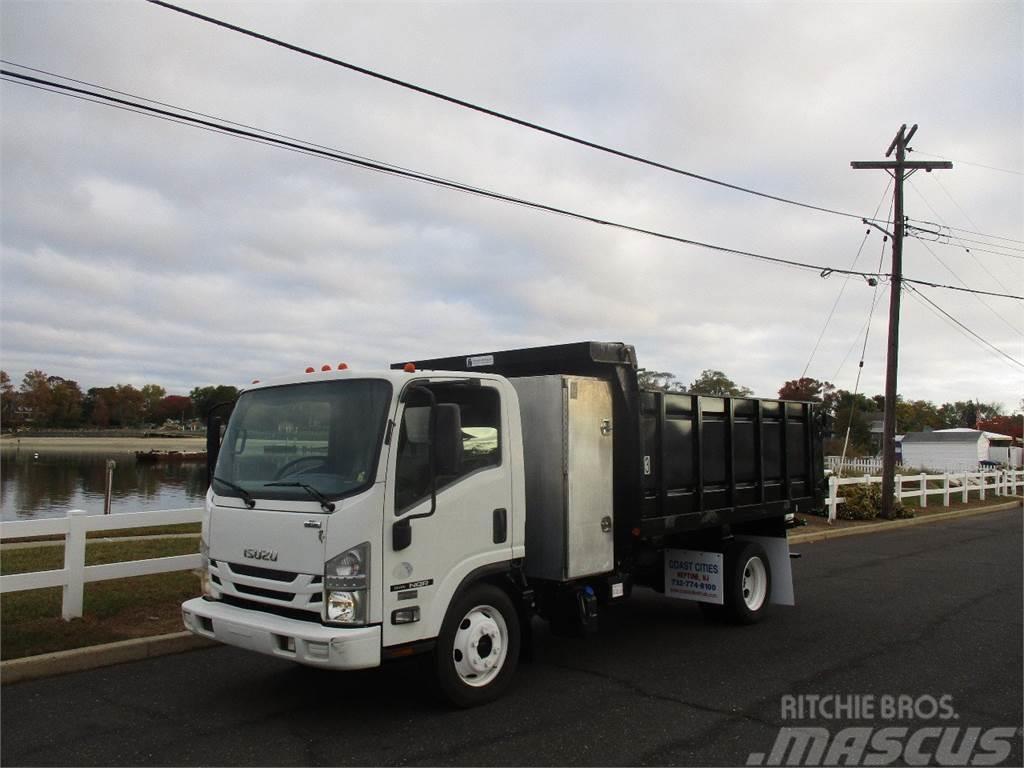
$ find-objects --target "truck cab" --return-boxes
[183,367,528,705]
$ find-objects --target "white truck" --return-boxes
[182,341,825,706]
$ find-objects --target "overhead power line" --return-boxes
[906,227,1024,256]
[907,178,1016,295]
[910,237,1023,337]
[802,182,893,379]
[908,148,1023,176]
[144,0,870,222]
[906,219,1024,246]
[4,68,1022,302]
[904,285,1024,371]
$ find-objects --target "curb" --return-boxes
[789,499,1022,545]
[0,631,217,686]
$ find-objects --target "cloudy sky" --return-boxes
[1,0,1021,410]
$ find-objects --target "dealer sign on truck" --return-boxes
[665,549,724,604]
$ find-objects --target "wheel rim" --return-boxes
[741,556,768,611]
[452,604,508,688]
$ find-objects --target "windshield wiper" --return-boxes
[265,482,336,513]
[213,476,256,509]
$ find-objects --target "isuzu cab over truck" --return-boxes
[182,341,825,706]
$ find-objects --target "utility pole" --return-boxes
[852,124,951,517]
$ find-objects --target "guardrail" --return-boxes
[825,470,1024,523]
[0,507,203,620]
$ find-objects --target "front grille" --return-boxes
[235,583,294,601]
[227,562,297,582]
[210,560,322,615]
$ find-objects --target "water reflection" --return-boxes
[0,449,209,521]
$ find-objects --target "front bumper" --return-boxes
[182,597,381,670]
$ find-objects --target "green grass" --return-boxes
[1,537,200,574]
[0,538,202,660]
[2,522,201,544]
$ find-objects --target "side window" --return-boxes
[394,384,501,513]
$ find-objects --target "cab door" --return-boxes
[381,379,513,647]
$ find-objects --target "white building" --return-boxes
[900,428,1021,472]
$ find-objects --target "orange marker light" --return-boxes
[403,363,416,373]
[337,362,349,370]
[321,364,332,372]
[305,367,315,373]
[251,379,260,384]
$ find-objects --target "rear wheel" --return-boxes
[435,583,520,707]
[723,541,771,624]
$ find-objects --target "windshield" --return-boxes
[213,379,392,507]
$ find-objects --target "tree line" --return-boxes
[3,366,1017,451]
[0,369,239,431]
[638,368,1019,454]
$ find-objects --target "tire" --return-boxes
[435,583,520,707]
[722,541,772,624]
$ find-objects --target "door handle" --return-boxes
[601,515,612,533]
[493,508,508,544]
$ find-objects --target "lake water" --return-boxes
[0,448,208,522]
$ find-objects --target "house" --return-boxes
[900,428,1020,472]
[933,428,1021,468]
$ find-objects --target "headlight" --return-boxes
[324,543,369,625]
[198,540,218,599]
[327,590,363,623]
[327,548,364,579]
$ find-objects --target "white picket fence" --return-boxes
[825,470,1024,523]
[825,456,902,474]
[0,507,203,620]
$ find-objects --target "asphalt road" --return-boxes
[3,507,1021,766]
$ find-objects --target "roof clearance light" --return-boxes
[338,362,349,370]
[321,364,332,372]
[305,367,315,374]
[252,379,260,384]
[403,363,416,373]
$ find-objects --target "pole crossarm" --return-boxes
[851,161,953,170]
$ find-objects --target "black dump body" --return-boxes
[394,341,825,557]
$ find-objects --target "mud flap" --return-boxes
[735,535,795,606]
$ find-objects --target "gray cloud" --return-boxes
[1,0,1021,411]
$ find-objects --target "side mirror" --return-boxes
[205,401,236,485]
[206,415,222,484]
[434,403,463,475]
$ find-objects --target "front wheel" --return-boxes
[435,583,520,707]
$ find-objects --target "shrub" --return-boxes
[886,499,914,520]
[838,483,910,521]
